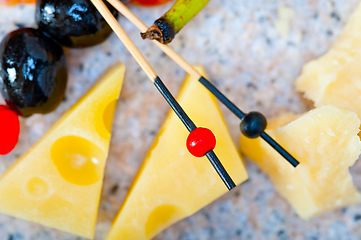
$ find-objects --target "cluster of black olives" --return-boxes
[0,0,118,117]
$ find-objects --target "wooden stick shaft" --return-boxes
[90,0,157,82]
[106,0,202,80]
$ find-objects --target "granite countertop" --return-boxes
[1,0,361,239]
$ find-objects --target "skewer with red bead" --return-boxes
[104,0,300,168]
[186,127,234,189]
[90,0,236,190]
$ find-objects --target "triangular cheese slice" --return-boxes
[0,63,125,238]
[106,66,248,240]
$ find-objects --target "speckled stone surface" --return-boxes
[1,0,361,239]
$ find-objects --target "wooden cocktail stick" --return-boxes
[105,0,300,168]
[90,0,236,190]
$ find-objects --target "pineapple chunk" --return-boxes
[0,63,125,238]
[240,105,361,219]
[106,66,248,240]
[296,2,361,117]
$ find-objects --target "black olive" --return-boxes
[0,28,67,117]
[35,0,118,48]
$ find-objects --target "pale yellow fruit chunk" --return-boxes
[0,63,125,238]
[240,105,361,219]
[296,3,361,117]
[106,66,248,240]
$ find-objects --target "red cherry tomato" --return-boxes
[128,0,174,7]
[0,105,20,155]
[186,127,216,158]
[0,105,8,111]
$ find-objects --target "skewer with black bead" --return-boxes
[105,0,299,168]
[90,0,236,190]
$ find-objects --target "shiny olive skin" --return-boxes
[35,0,118,48]
[0,28,67,117]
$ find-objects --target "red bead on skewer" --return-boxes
[0,104,20,155]
[186,127,235,189]
[186,127,216,157]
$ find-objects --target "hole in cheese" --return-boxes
[51,136,105,186]
[27,177,49,197]
[95,100,117,139]
[40,195,73,220]
[145,204,186,238]
[103,100,117,134]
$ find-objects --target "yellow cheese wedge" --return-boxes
[240,105,361,219]
[0,63,125,238]
[296,2,361,118]
[106,66,248,240]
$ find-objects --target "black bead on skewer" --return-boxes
[198,76,299,168]
[154,77,236,190]
[240,112,267,139]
